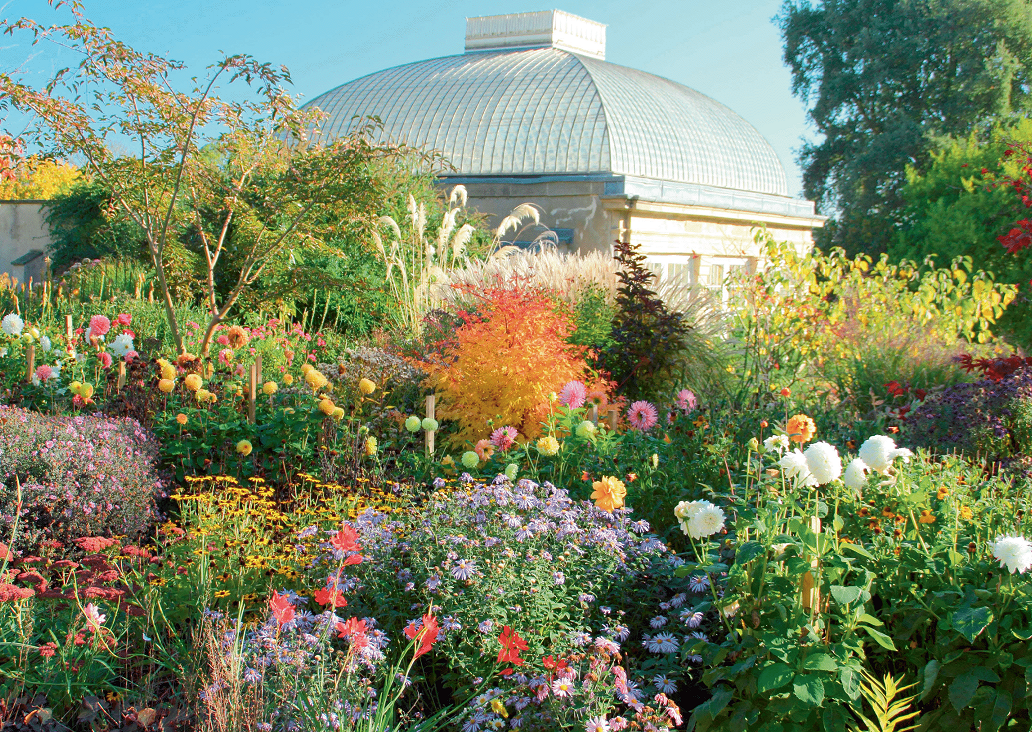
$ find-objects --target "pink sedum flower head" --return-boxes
[558,380,587,409]
[627,400,659,431]
[490,425,518,451]
[87,315,111,339]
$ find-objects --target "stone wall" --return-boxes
[0,201,52,285]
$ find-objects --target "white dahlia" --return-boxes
[858,435,914,475]
[2,313,24,337]
[991,535,1032,575]
[842,458,870,491]
[685,501,726,539]
[803,441,842,485]
[779,449,818,488]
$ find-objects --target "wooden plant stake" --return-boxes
[25,343,35,383]
[248,363,257,424]
[256,352,263,384]
[425,394,436,456]
[588,404,599,425]
[117,361,127,392]
[65,314,73,341]
[607,407,618,431]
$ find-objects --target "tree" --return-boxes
[0,155,80,199]
[780,0,1032,255]
[0,3,401,355]
[890,119,1032,346]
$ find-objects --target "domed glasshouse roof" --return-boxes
[303,11,789,197]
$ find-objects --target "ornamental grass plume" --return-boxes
[591,476,627,512]
[786,414,816,444]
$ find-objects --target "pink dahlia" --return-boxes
[115,313,131,327]
[676,389,697,412]
[34,365,53,381]
[87,314,111,338]
[98,351,113,369]
[627,400,659,431]
[491,425,518,451]
[558,380,587,409]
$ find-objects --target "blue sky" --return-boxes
[2,0,814,197]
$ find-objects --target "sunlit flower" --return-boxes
[261,381,277,396]
[358,378,376,395]
[627,401,658,431]
[643,632,678,653]
[305,369,328,390]
[779,449,818,488]
[536,435,560,456]
[364,437,377,456]
[763,434,790,452]
[858,435,913,474]
[576,420,596,438]
[236,440,253,456]
[226,325,249,349]
[34,365,53,382]
[918,510,935,524]
[318,398,336,416]
[176,413,187,425]
[803,441,842,484]
[504,463,518,480]
[283,373,294,385]
[2,313,24,336]
[991,535,1032,574]
[960,506,974,520]
[551,677,574,698]
[684,501,725,539]
[461,451,480,469]
[786,414,816,444]
[184,374,202,392]
[421,417,438,431]
[676,389,697,412]
[491,426,518,451]
[87,315,111,339]
[405,415,422,432]
[591,476,627,513]
[84,602,106,631]
[843,458,869,491]
[558,380,587,409]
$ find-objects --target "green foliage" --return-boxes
[45,181,149,273]
[687,439,1032,731]
[891,119,1032,347]
[726,234,1014,419]
[568,284,616,353]
[779,0,1032,255]
[601,239,692,402]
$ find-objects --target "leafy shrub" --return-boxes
[0,406,166,548]
[727,234,1014,415]
[906,364,1032,463]
[600,240,691,402]
[569,285,616,353]
[420,283,597,446]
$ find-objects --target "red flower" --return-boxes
[497,626,528,666]
[542,655,569,672]
[998,221,1032,255]
[335,617,369,650]
[269,591,295,626]
[404,613,440,659]
[331,525,360,553]
[314,586,348,609]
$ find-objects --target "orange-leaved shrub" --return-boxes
[421,283,601,447]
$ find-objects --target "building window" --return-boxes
[706,263,725,289]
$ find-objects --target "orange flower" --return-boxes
[918,510,936,524]
[786,414,816,444]
[936,487,949,500]
[176,413,187,425]
[590,476,627,513]
[960,506,973,520]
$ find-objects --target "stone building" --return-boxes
[302,10,823,291]
[0,200,51,285]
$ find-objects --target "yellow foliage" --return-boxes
[0,156,81,200]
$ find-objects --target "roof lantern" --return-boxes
[464,10,606,59]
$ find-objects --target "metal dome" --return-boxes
[304,45,789,197]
